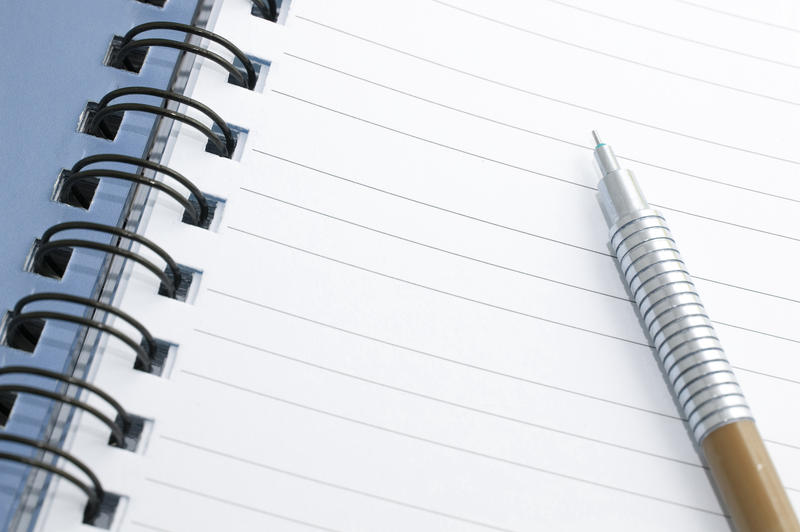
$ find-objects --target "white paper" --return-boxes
[37,0,800,530]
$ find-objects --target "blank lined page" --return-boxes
[37,0,800,530]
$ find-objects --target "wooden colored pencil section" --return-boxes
[702,420,800,532]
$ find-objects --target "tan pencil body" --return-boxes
[703,421,799,532]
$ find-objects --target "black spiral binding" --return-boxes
[251,0,279,22]
[113,22,257,90]
[0,434,104,523]
[6,293,158,373]
[33,221,182,298]
[88,86,236,158]
[0,367,131,448]
[0,366,136,523]
[0,10,251,526]
[61,154,210,227]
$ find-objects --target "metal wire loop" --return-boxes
[0,433,104,522]
[89,87,234,157]
[7,293,156,372]
[63,154,208,226]
[34,221,180,298]
[0,384,125,446]
[115,22,256,89]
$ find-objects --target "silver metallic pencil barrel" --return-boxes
[592,134,752,443]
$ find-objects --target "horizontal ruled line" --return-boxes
[239,187,800,349]
[270,89,800,247]
[129,522,174,532]
[767,439,800,451]
[432,0,800,107]
[295,16,800,166]
[204,287,800,451]
[539,0,800,69]
[205,287,682,421]
[713,321,800,349]
[282,52,800,206]
[270,89,601,189]
[251,150,800,307]
[650,203,800,245]
[251,149,608,256]
[181,369,726,518]
[225,225,651,349]
[193,328,703,468]
[690,276,800,306]
[239,187,628,301]
[674,0,800,34]
[224,222,800,388]
[145,478,342,532]
[161,435,517,532]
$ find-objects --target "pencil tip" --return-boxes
[592,130,602,147]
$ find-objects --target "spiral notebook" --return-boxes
[3,0,800,530]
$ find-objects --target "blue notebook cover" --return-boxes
[0,0,199,527]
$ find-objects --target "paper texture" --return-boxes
[37,0,800,530]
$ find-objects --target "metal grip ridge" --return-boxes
[609,209,753,443]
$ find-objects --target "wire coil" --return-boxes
[6,293,157,372]
[0,366,131,447]
[0,433,105,522]
[61,154,209,226]
[113,22,257,89]
[34,221,181,298]
[89,86,235,158]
